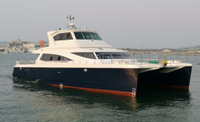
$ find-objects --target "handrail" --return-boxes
[15,54,188,66]
[15,59,183,66]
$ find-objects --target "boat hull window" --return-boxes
[73,52,96,59]
[96,52,132,59]
[74,32,102,40]
[40,54,72,61]
[54,33,73,41]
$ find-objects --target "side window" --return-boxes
[112,54,122,59]
[74,32,102,40]
[63,57,71,61]
[97,53,111,59]
[40,54,45,60]
[58,56,61,60]
[91,33,102,40]
[46,54,52,61]
[40,54,51,61]
[54,34,62,40]
[97,54,102,59]
[73,52,96,59]
[54,33,73,41]
[67,33,72,39]
[74,32,85,39]
[52,55,58,60]
[59,34,63,40]
[50,56,53,61]
[95,52,132,59]
[40,54,72,61]
[103,54,112,59]
[84,53,96,59]
[82,32,93,39]
[63,33,73,40]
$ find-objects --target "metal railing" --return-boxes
[16,59,137,65]
[15,54,188,66]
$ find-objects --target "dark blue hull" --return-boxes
[12,66,192,97]
[137,66,192,91]
[12,67,139,97]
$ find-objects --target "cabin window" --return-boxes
[54,33,73,41]
[96,52,132,59]
[63,33,73,40]
[82,32,93,39]
[73,52,96,59]
[63,57,71,61]
[74,32,85,39]
[40,54,72,61]
[74,32,102,40]
[91,33,102,40]
[54,34,62,40]
[112,54,122,59]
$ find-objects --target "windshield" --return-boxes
[74,32,102,40]
[96,52,132,59]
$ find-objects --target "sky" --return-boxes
[0,0,200,48]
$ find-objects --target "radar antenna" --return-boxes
[67,15,75,30]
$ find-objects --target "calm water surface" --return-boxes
[0,53,200,122]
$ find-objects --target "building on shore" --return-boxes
[0,40,49,53]
[9,39,23,47]
[0,42,10,48]
[23,43,41,52]
[162,49,172,53]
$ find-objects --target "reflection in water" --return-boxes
[13,79,191,111]
[10,79,194,121]
[137,86,191,109]
[13,79,138,110]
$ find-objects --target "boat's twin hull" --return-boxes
[137,66,192,91]
[12,66,192,97]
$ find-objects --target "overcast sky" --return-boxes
[0,0,200,48]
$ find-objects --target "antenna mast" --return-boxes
[67,15,75,30]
